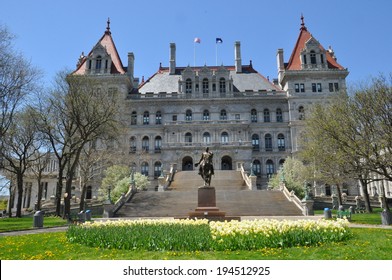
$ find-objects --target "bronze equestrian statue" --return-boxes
[195,147,214,186]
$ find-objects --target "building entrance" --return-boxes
[182,156,193,171]
[221,156,232,170]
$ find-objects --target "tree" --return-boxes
[0,25,41,142]
[300,74,392,213]
[36,72,121,217]
[0,108,43,217]
[269,157,312,199]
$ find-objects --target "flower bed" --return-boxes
[66,218,351,251]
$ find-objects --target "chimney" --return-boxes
[235,41,242,73]
[277,48,284,84]
[169,43,176,75]
[127,52,135,82]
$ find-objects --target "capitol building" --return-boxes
[8,17,350,212]
[73,16,348,190]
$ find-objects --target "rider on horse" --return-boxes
[195,147,214,176]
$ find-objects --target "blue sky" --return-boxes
[1,0,391,87]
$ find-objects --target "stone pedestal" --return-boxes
[189,187,226,219]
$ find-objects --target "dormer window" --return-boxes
[202,78,209,94]
[310,51,316,64]
[96,56,102,70]
[185,79,192,94]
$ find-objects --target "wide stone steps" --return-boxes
[116,170,302,217]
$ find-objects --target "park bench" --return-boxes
[337,210,351,221]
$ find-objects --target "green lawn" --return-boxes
[0,212,391,260]
[0,228,391,260]
[315,208,386,225]
[0,216,67,232]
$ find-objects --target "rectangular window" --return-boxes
[295,84,300,93]
[235,114,240,120]
[317,83,322,92]
[312,83,317,92]
[329,83,334,92]
[300,83,305,92]
[334,83,339,91]
[172,115,177,121]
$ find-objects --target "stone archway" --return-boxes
[182,156,194,171]
[221,155,232,170]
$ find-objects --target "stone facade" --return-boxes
[6,17,351,213]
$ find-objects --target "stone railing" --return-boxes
[239,164,256,190]
[280,182,308,215]
[158,164,177,191]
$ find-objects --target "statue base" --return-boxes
[189,186,227,220]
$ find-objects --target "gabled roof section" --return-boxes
[286,16,345,71]
[73,19,125,75]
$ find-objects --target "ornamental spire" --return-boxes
[105,17,111,34]
[300,14,307,31]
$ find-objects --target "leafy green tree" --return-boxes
[269,157,312,199]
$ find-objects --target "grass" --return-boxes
[315,208,386,225]
[0,216,68,232]
[0,228,391,260]
[0,211,391,260]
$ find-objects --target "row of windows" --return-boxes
[185,78,227,94]
[252,159,285,176]
[129,133,287,152]
[252,133,286,151]
[131,108,285,125]
[294,82,339,93]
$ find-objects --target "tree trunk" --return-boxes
[36,177,42,211]
[380,180,390,211]
[359,178,372,213]
[63,177,73,219]
[7,187,14,217]
[55,168,64,217]
[335,183,343,206]
[79,184,87,212]
[16,173,24,218]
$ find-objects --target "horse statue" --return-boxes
[195,147,214,187]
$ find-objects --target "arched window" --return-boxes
[154,136,162,152]
[310,50,316,64]
[185,109,192,121]
[185,132,192,145]
[265,134,272,151]
[219,78,226,93]
[202,78,209,94]
[298,106,305,120]
[252,134,260,151]
[131,111,137,125]
[143,111,149,125]
[203,132,211,144]
[251,109,257,123]
[142,136,149,151]
[279,159,285,169]
[277,134,285,151]
[155,111,162,125]
[203,110,210,121]
[154,162,162,178]
[95,56,102,70]
[253,160,261,175]
[266,159,274,176]
[220,109,227,120]
[141,162,149,176]
[185,79,192,94]
[221,132,229,144]
[129,136,136,153]
[264,109,270,122]
[276,108,283,122]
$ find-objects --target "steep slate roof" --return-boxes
[286,17,345,71]
[73,19,125,75]
[139,65,280,94]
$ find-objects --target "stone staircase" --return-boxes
[116,170,303,217]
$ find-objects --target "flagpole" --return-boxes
[194,41,196,67]
[216,43,218,66]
